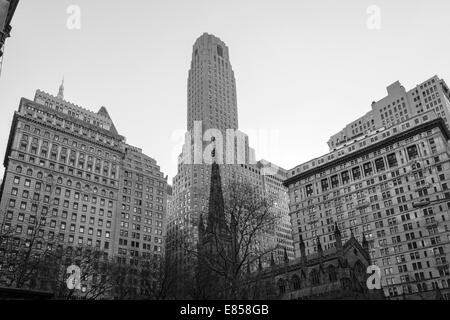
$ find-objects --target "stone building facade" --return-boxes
[244,227,384,300]
[0,86,167,294]
[328,76,450,150]
[116,144,167,264]
[285,111,450,299]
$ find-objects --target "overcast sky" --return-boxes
[1,0,450,182]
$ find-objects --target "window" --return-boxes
[352,167,361,180]
[375,158,385,172]
[341,171,350,184]
[407,145,418,160]
[387,153,398,168]
[305,184,313,197]
[217,45,223,58]
[363,162,373,176]
[321,179,329,192]
[310,270,320,286]
[9,199,16,208]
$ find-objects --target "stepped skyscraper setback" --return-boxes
[187,34,238,133]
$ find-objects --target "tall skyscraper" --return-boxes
[116,144,167,265]
[257,160,295,262]
[187,33,238,133]
[167,33,293,271]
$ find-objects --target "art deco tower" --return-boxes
[187,33,238,133]
[167,34,294,275]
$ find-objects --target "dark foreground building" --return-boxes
[242,227,385,300]
[0,286,52,300]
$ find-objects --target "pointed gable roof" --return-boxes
[97,106,111,119]
[97,106,119,135]
[343,236,371,262]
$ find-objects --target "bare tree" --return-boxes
[129,253,180,300]
[196,178,280,299]
[0,202,60,291]
[51,246,117,300]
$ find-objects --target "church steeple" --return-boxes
[198,213,205,240]
[283,247,289,264]
[57,77,64,100]
[362,233,370,254]
[206,152,227,234]
[317,236,323,257]
[300,235,307,264]
[270,252,276,267]
[334,222,343,253]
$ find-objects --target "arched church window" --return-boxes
[277,278,286,295]
[292,275,301,290]
[310,269,320,286]
[328,265,337,282]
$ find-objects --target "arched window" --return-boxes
[67,180,72,187]
[37,172,43,179]
[57,177,63,184]
[277,278,286,295]
[310,269,320,286]
[109,191,114,198]
[101,189,106,196]
[16,166,22,173]
[292,275,301,290]
[26,169,33,176]
[93,187,98,193]
[300,269,307,281]
[76,182,81,189]
[328,265,337,282]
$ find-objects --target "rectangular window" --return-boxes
[407,145,418,160]
[352,167,361,180]
[375,158,385,172]
[363,162,373,176]
[387,153,398,168]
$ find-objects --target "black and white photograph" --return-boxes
[0,0,449,315]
